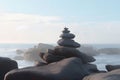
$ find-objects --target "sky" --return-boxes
[0,0,120,44]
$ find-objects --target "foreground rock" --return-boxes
[0,57,18,80]
[106,65,120,71]
[83,69,120,80]
[5,57,98,80]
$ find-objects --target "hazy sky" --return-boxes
[0,0,120,44]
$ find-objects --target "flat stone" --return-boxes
[54,46,81,57]
[60,33,75,39]
[57,39,80,48]
[40,52,65,63]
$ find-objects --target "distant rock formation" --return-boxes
[13,56,24,60]
[98,48,120,54]
[78,45,100,56]
[16,49,25,54]
[23,43,54,61]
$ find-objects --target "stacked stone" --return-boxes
[57,27,80,48]
[39,27,95,64]
[54,27,82,58]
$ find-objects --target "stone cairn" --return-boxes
[39,27,95,65]
[57,27,80,48]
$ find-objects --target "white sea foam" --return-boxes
[0,49,34,68]
[0,44,35,68]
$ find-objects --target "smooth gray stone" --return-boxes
[57,39,80,48]
[0,57,18,80]
[4,57,98,80]
[60,33,75,39]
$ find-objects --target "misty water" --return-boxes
[0,43,120,71]
[0,43,35,68]
[93,54,120,70]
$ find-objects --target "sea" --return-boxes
[0,43,120,71]
[0,43,35,68]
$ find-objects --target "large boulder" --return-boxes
[4,57,98,80]
[54,46,96,63]
[0,57,18,80]
[83,69,120,80]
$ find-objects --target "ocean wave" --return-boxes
[93,54,120,70]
